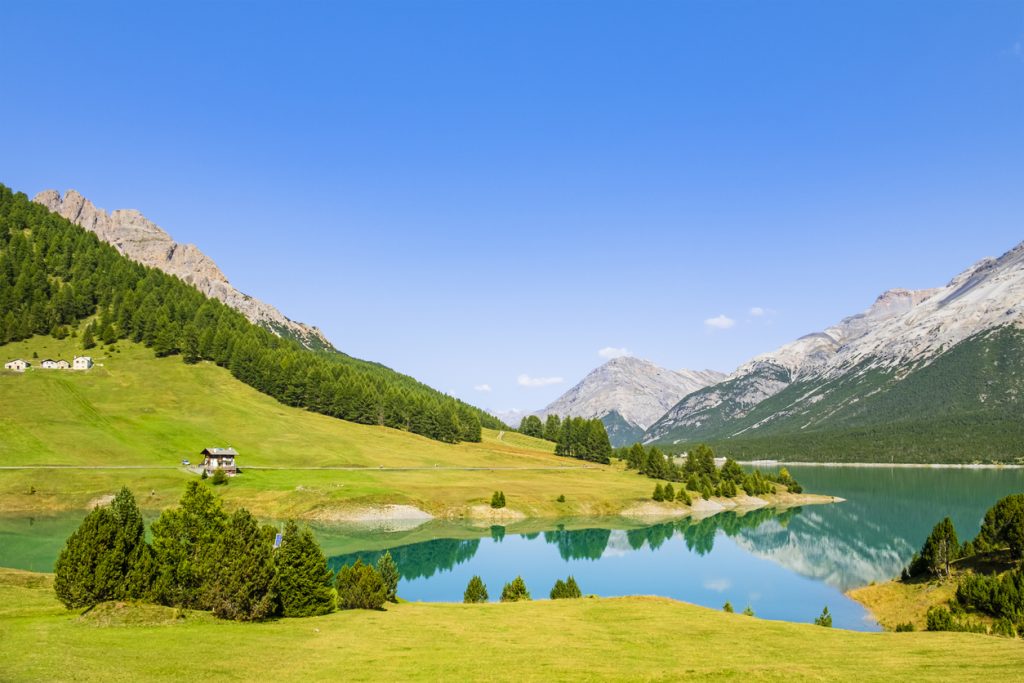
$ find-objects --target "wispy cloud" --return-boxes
[749,307,766,317]
[703,578,731,593]
[704,314,736,330]
[517,374,564,388]
[598,346,632,359]
[473,384,492,392]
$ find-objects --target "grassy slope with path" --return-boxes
[1,568,1022,682]
[3,336,801,519]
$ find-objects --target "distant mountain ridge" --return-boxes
[536,356,725,446]
[644,241,1024,463]
[33,189,332,351]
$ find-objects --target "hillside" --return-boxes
[34,189,332,350]
[2,568,1023,682]
[646,242,1024,463]
[0,184,503,446]
[0,336,663,519]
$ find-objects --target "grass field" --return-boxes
[1,568,1022,682]
[0,337,693,519]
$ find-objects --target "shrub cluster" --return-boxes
[633,444,796,501]
[54,483,400,621]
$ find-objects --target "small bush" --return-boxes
[723,601,734,613]
[464,575,489,603]
[550,576,582,599]
[556,494,566,503]
[676,487,692,505]
[335,559,387,610]
[742,605,755,617]
[490,491,506,509]
[211,468,227,486]
[652,484,665,502]
[814,606,832,627]
[500,576,531,602]
[894,622,915,632]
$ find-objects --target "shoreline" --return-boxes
[739,460,1024,470]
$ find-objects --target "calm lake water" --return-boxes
[3,466,1022,631]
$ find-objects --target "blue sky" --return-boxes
[2,1,1022,414]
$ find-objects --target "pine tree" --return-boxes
[664,483,675,502]
[377,550,400,603]
[204,509,278,621]
[742,605,755,617]
[275,520,335,617]
[916,517,960,577]
[543,414,562,441]
[551,576,582,599]
[500,576,531,602]
[676,487,692,505]
[149,481,227,608]
[81,323,95,350]
[491,490,506,509]
[53,505,122,608]
[109,487,154,599]
[652,483,665,502]
[723,601,734,613]
[336,559,387,610]
[814,606,833,627]
[464,575,489,603]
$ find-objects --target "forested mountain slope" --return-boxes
[646,242,1024,463]
[0,184,502,444]
[34,189,332,350]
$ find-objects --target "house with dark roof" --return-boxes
[200,447,239,476]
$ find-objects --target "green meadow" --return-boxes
[0,337,666,519]
[1,568,1022,682]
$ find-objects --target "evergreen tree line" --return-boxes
[553,417,613,464]
[616,442,801,497]
[518,414,563,442]
[903,494,1024,637]
[0,185,502,444]
[54,483,400,619]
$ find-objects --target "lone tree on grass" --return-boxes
[652,483,665,502]
[550,576,582,599]
[336,559,387,610]
[814,606,833,627]
[911,517,960,577]
[464,575,489,603]
[722,601,734,613]
[500,576,531,602]
[490,491,506,509]
[275,520,335,617]
[211,468,228,486]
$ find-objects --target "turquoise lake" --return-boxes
[3,466,1022,631]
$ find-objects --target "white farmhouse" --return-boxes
[40,359,61,369]
[72,356,93,370]
[55,360,70,369]
[4,359,30,372]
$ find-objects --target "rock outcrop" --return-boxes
[34,189,332,350]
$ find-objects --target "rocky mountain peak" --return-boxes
[33,189,332,350]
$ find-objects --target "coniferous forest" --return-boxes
[0,185,503,443]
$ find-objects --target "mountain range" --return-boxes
[528,241,1024,462]
[34,190,333,351]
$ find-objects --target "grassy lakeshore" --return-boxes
[2,569,1023,682]
[0,337,827,520]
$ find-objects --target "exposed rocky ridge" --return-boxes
[645,241,1024,449]
[537,356,725,444]
[34,190,332,350]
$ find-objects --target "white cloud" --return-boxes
[598,346,632,359]
[703,578,731,593]
[473,384,492,393]
[749,307,765,317]
[517,374,564,388]
[704,314,736,330]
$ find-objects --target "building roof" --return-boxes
[40,359,56,363]
[6,359,29,365]
[201,447,238,457]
